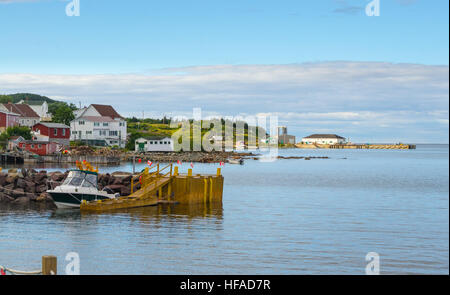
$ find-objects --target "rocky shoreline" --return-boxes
[122,151,256,163]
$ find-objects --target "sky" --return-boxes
[0,0,448,143]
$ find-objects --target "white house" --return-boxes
[135,137,174,152]
[73,107,87,118]
[302,134,346,145]
[18,100,52,121]
[70,104,127,147]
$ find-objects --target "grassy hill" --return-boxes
[0,93,57,104]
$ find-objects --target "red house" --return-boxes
[32,122,70,147]
[18,141,60,156]
[0,110,20,133]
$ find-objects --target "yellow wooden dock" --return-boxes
[80,163,224,212]
[295,143,416,149]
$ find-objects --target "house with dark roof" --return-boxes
[301,134,346,145]
[18,99,52,122]
[70,104,127,147]
[32,122,71,146]
[0,103,40,127]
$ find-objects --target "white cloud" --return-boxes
[0,62,448,142]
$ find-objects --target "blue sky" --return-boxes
[0,0,449,143]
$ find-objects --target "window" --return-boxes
[38,144,42,148]
[99,130,107,136]
[82,174,97,188]
[54,129,57,136]
[79,121,85,125]
[31,144,35,148]
[160,141,163,144]
[72,131,77,135]
[109,131,118,136]
[86,131,92,135]
[62,129,66,136]
[103,123,109,127]
[94,122,100,126]
[150,141,154,144]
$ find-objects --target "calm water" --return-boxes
[0,145,448,274]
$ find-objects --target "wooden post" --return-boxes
[203,178,208,205]
[174,166,178,176]
[42,255,57,275]
[167,182,172,201]
[209,177,213,203]
[217,168,221,176]
[188,169,192,176]
[131,177,134,194]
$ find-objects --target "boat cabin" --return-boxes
[62,170,98,188]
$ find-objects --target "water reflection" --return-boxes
[49,202,223,223]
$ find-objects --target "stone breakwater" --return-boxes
[0,169,144,208]
[123,151,255,163]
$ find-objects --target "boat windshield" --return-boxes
[62,171,97,188]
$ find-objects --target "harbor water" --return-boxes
[0,145,448,274]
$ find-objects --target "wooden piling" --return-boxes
[42,255,57,275]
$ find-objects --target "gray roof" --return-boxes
[138,136,171,141]
[303,134,345,139]
[36,122,70,128]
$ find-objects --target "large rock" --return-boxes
[16,178,27,189]
[3,183,15,192]
[121,175,132,184]
[0,173,6,186]
[5,175,17,185]
[50,172,65,182]
[120,186,131,196]
[108,176,116,185]
[8,168,17,174]
[35,184,47,194]
[0,192,14,203]
[33,173,47,184]
[14,196,31,204]
[24,180,36,194]
[36,192,53,203]
[11,188,25,199]
[104,184,125,193]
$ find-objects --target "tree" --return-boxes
[51,104,75,125]
[5,126,32,140]
[0,126,32,149]
[126,131,145,151]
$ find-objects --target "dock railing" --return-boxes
[130,163,173,194]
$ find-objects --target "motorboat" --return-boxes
[227,158,244,165]
[47,169,119,209]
